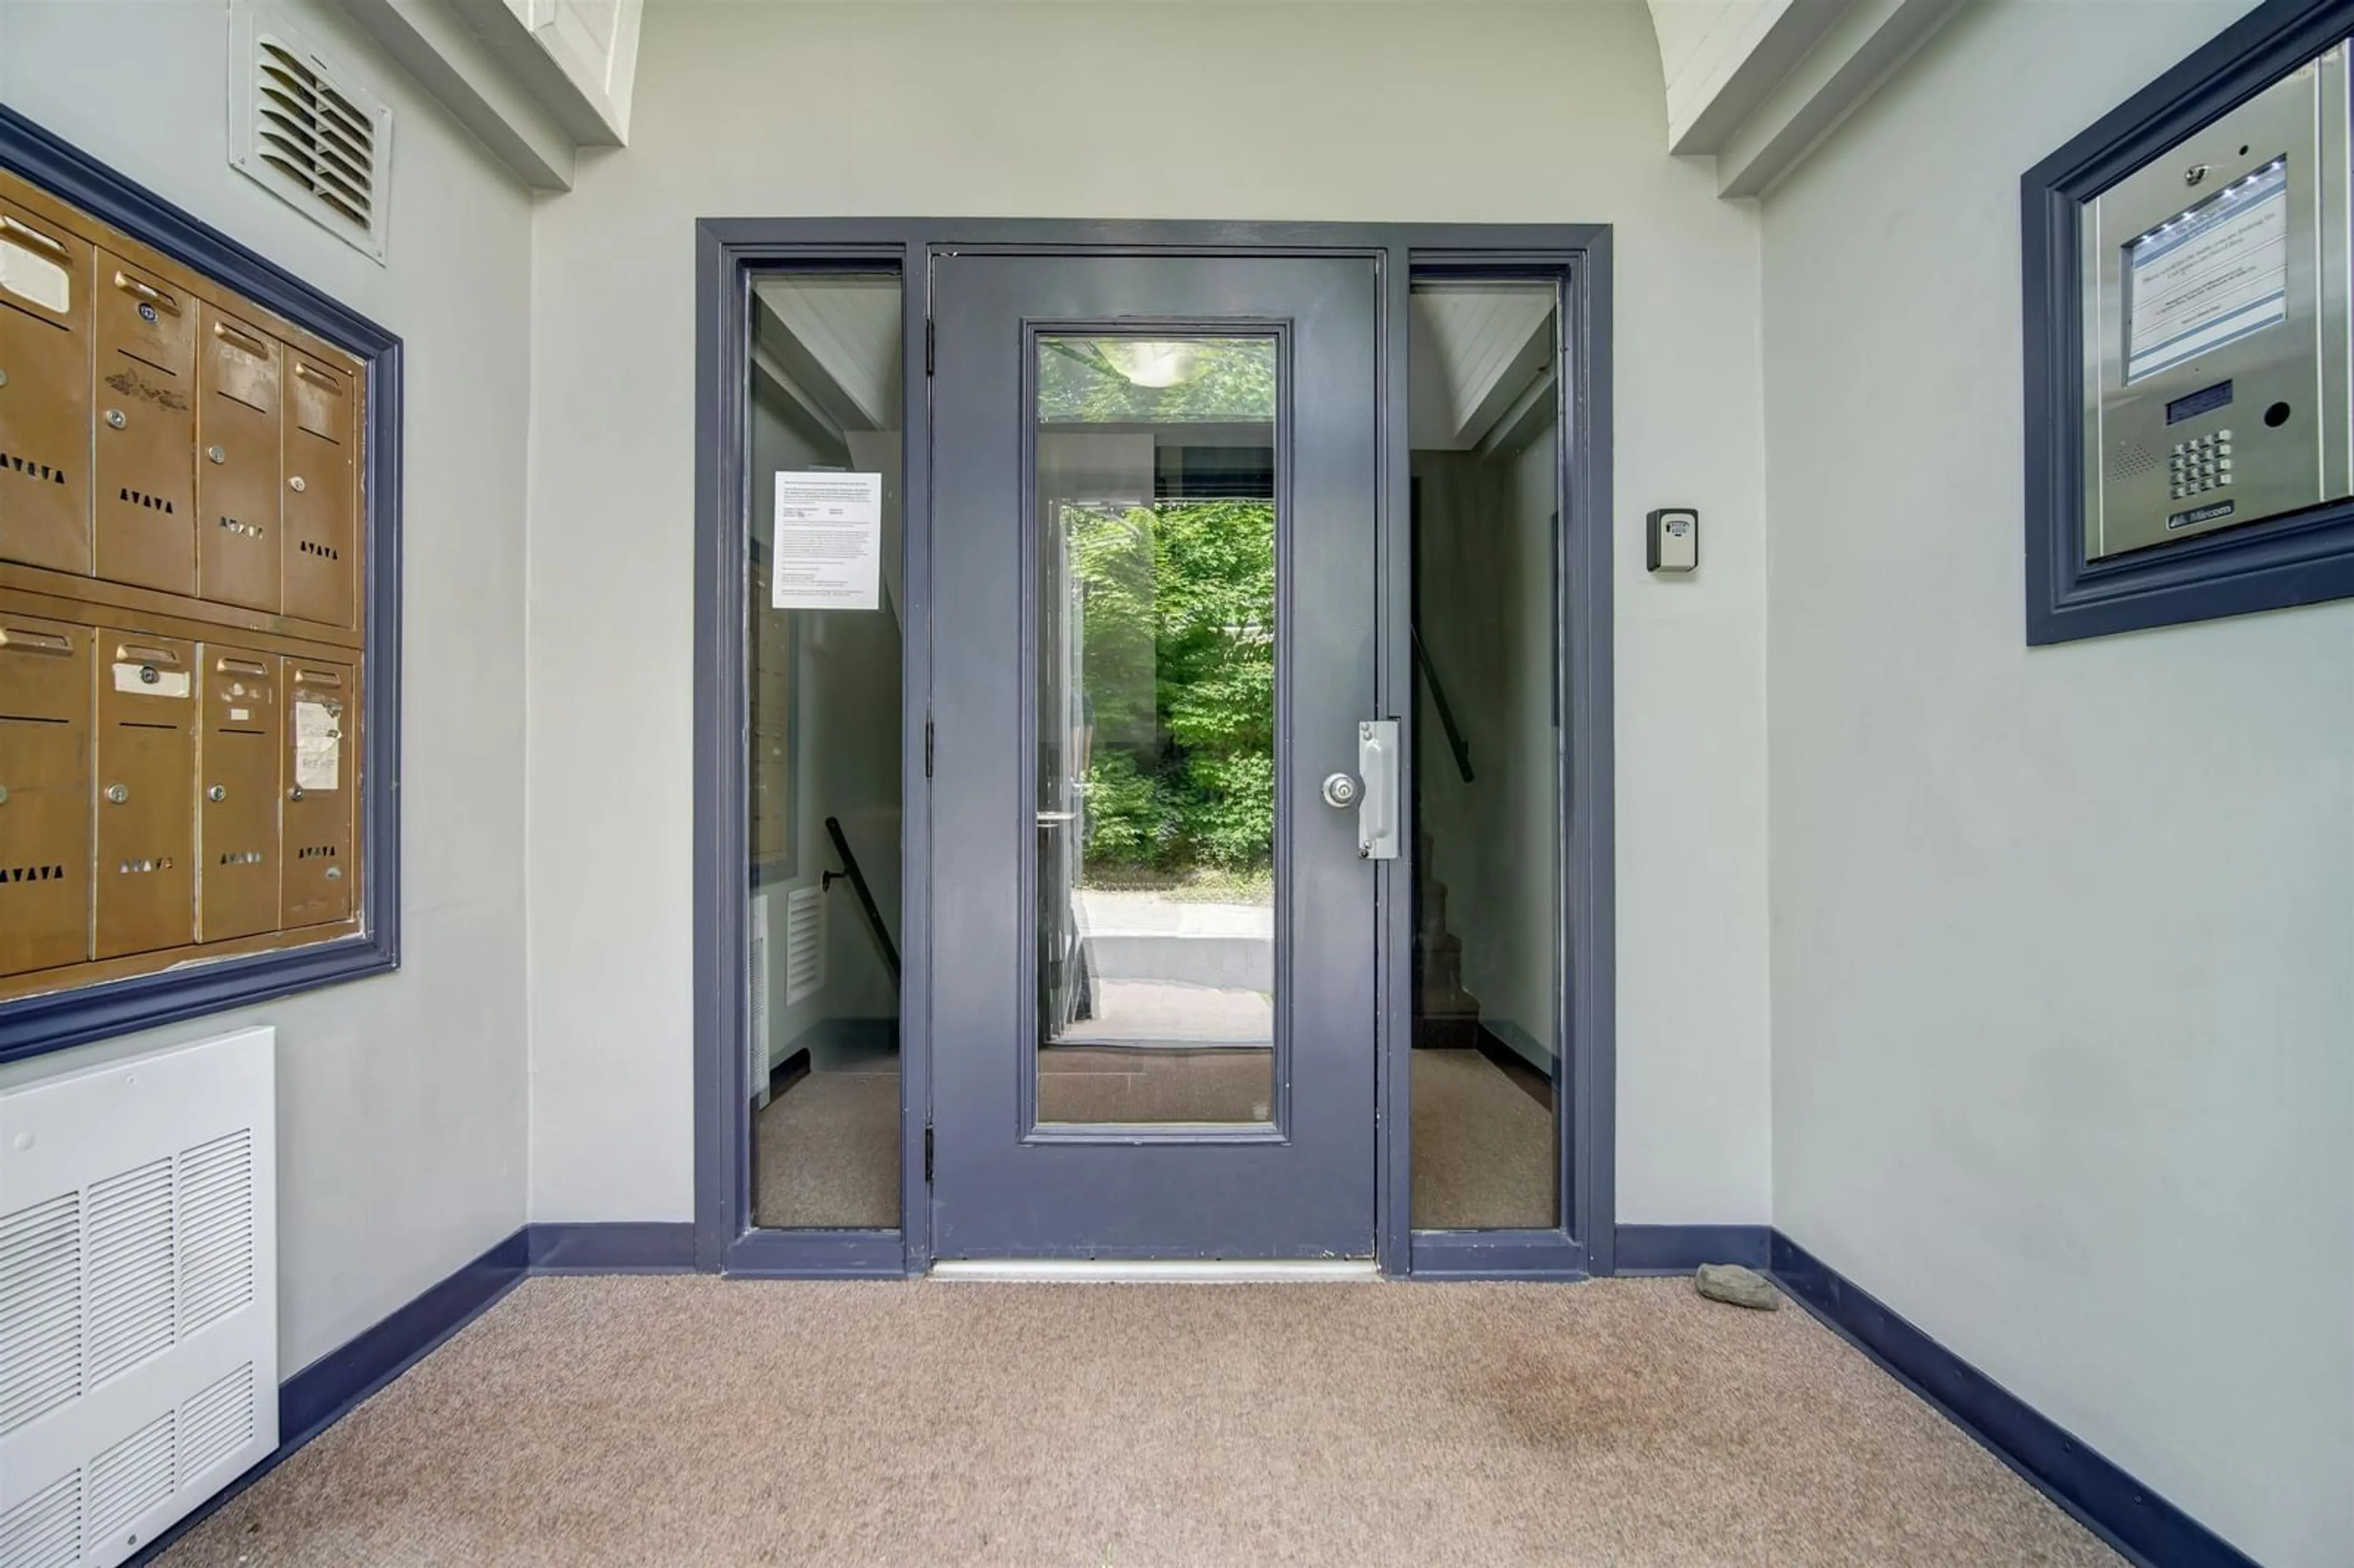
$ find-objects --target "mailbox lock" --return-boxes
[138,664,158,685]
[105,783,129,805]
[207,445,227,465]
[288,475,307,493]
[288,785,306,802]
[207,784,227,803]
[105,408,126,430]
[0,785,9,805]
[0,369,10,388]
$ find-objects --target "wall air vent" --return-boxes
[228,4,392,263]
[783,884,825,1006]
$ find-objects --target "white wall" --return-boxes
[0,2,535,1371]
[1761,2,2354,1564]
[526,0,1773,1225]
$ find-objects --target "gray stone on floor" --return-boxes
[1695,1261,1781,1310]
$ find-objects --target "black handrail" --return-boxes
[1412,626,1474,785]
[821,816,901,980]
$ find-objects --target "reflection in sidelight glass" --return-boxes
[1033,336,1279,1125]
[1407,279,1563,1229]
[745,272,904,1228]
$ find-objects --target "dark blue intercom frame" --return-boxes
[0,108,404,1065]
[2023,0,2354,644]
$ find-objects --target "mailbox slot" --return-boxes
[281,353,357,627]
[93,253,197,594]
[197,310,283,612]
[281,658,354,927]
[93,630,196,959]
[0,200,95,575]
[0,614,93,976]
[197,647,281,942]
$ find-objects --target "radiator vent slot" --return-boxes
[0,1193,82,1436]
[85,1159,175,1387]
[86,1412,174,1545]
[0,1029,276,1567]
[0,1471,80,1568]
[177,1132,254,1339]
[178,1364,255,1487]
[783,883,825,1006]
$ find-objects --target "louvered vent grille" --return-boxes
[86,1160,175,1387]
[784,884,825,1005]
[256,40,374,231]
[178,1364,256,1488]
[0,1029,276,1567]
[229,6,390,262]
[177,1132,255,1338]
[86,1412,175,1545]
[0,1193,81,1437]
[0,1471,79,1568]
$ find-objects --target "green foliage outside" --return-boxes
[1070,497,1276,886]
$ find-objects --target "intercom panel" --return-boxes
[2080,43,2353,558]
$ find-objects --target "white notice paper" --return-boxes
[772,472,884,609]
[295,697,342,792]
[2126,157,2290,384]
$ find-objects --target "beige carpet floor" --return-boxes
[154,1275,2119,1567]
[755,1048,1557,1233]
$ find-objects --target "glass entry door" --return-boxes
[929,254,1381,1260]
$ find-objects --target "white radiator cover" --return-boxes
[0,1028,278,1568]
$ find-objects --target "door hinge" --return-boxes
[925,317,935,376]
[923,1124,935,1184]
[924,718,935,777]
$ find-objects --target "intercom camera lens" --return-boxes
[2264,401,2293,427]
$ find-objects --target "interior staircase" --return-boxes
[1412,827,1483,1049]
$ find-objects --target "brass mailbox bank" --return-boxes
[0,165,365,1003]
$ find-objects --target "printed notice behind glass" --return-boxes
[774,472,883,609]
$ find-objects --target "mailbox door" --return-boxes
[281,658,353,926]
[197,646,281,942]
[0,613,93,976]
[0,200,94,576]
[94,630,197,959]
[197,310,283,612]
[281,353,357,628]
[93,254,198,595]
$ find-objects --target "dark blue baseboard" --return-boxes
[530,1220,698,1274]
[1612,1222,1770,1274]
[1768,1232,2258,1568]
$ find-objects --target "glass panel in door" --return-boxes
[1034,335,1278,1127]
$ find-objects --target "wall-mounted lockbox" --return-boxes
[0,114,398,1062]
[2026,3,2354,642]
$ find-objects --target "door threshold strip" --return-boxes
[929,1258,1381,1283]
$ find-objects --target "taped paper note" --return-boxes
[295,696,341,791]
[772,472,883,609]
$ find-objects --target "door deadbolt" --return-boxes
[1320,772,1360,809]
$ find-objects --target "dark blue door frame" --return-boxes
[691,221,1615,1280]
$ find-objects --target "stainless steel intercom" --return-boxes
[2081,43,2354,559]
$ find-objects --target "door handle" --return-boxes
[1355,720,1399,861]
